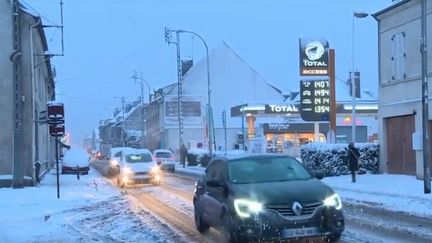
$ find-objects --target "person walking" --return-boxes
[347,142,360,183]
[179,144,188,168]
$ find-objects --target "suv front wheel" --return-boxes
[194,203,209,233]
[220,212,239,243]
[324,233,341,242]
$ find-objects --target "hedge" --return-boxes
[300,143,379,178]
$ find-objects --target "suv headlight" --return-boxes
[323,193,342,210]
[234,199,263,218]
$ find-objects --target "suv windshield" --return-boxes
[228,157,312,184]
[155,152,172,158]
[125,153,153,163]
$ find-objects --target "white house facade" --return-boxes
[0,1,56,187]
[374,0,431,177]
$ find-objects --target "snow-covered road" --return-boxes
[4,163,430,243]
[135,172,432,243]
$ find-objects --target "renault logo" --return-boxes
[292,202,303,216]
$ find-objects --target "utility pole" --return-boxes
[131,70,145,105]
[241,104,246,150]
[173,28,214,156]
[165,28,184,166]
[421,0,431,194]
[121,97,126,147]
[329,49,336,143]
[131,70,151,148]
[131,70,151,103]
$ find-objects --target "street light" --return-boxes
[131,70,152,148]
[351,11,369,142]
[165,28,214,156]
[176,29,213,155]
[177,30,211,107]
[131,70,152,103]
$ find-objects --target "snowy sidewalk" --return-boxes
[0,169,179,243]
[322,174,432,218]
[176,166,432,219]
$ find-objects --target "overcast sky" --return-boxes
[25,0,392,146]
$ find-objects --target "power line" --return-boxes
[56,34,164,83]
[20,0,58,26]
[56,93,116,106]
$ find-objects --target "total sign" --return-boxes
[265,104,299,114]
[300,79,330,121]
[299,38,329,76]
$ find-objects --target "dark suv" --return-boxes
[193,154,344,242]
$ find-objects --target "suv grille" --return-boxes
[266,201,323,217]
[134,171,149,176]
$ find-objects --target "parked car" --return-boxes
[193,154,344,242]
[61,148,90,175]
[116,148,161,187]
[153,149,176,172]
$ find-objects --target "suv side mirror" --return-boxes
[206,178,225,188]
[206,178,229,196]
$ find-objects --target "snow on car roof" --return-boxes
[153,149,173,154]
[62,149,89,166]
[125,148,152,155]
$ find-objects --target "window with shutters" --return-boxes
[391,32,406,81]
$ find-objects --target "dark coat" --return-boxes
[180,145,188,163]
[347,145,360,171]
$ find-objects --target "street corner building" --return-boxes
[374,0,432,178]
[0,0,57,188]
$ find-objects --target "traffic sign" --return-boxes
[47,103,64,120]
[49,124,65,137]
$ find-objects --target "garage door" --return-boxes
[385,115,416,175]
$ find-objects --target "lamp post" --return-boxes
[176,29,213,156]
[131,70,152,148]
[131,70,152,103]
[176,30,211,108]
[166,28,213,156]
[351,11,369,142]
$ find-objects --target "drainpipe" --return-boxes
[30,18,41,184]
[11,0,22,188]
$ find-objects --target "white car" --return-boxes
[107,147,131,176]
[61,148,90,175]
[153,149,176,173]
[116,148,161,187]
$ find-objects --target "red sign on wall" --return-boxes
[49,124,65,137]
[47,103,64,120]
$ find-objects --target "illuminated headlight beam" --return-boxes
[323,193,342,210]
[234,199,263,218]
